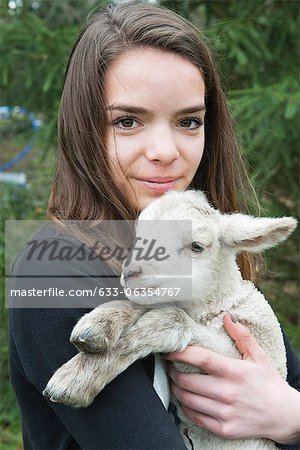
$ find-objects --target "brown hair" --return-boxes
[48,1,261,280]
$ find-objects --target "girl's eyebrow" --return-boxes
[106,103,206,115]
[176,105,206,115]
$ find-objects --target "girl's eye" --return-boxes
[113,117,140,129]
[178,118,202,130]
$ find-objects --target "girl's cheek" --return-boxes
[116,137,143,161]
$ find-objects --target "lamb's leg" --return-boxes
[44,306,196,407]
[118,309,240,376]
[44,307,236,408]
[70,300,144,352]
[43,351,122,408]
[119,307,196,355]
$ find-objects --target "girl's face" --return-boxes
[104,48,205,211]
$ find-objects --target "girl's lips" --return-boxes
[135,178,180,192]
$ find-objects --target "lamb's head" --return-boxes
[121,190,297,307]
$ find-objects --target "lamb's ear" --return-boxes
[220,213,297,253]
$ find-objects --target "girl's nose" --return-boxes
[145,126,180,165]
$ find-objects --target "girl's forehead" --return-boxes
[104,47,205,111]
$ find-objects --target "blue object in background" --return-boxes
[0,141,33,173]
[0,106,42,173]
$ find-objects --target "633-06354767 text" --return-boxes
[9,286,183,298]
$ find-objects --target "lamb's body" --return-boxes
[43,190,297,450]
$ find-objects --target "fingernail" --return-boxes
[230,314,238,323]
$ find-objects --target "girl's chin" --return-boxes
[126,179,189,211]
[137,191,176,211]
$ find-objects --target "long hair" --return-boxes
[48,2,261,280]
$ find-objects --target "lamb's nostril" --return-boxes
[123,269,142,282]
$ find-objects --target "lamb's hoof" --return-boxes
[70,328,104,353]
[43,371,96,408]
[70,318,122,353]
[42,385,91,408]
[42,353,103,408]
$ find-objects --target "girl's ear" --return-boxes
[220,214,297,253]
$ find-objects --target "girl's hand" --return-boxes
[165,314,300,445]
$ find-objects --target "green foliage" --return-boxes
[0,135,54,448]
[0,0,108,149]
[229,79,299,192]
[0,14,74,148]
[0,184,45,449]
[1,15,69,106]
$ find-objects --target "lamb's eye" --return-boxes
[191,242,204,253]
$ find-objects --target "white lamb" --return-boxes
[44,190,297,450]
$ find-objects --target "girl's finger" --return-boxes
[164,345,239,377]
[180,406,225,437]
[223,313,269,362]
[167,366,233,403]
[171,382,230,420]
